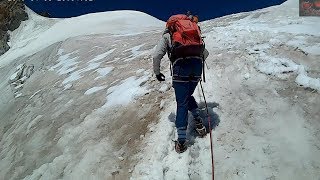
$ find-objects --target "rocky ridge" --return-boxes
[0,0,28,55]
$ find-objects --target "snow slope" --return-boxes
[0,8,163,180]
[0,7,163,68]
[132,0,320,179]
[0,0,320,180]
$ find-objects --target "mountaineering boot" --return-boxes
[194,116,207,137]
[175,140,187,153]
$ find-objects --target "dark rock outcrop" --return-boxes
[0,0,28,56]
[0,31,9,55]
[39,12,51,18]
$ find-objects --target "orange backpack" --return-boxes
[314,0,320,9]
[166,14,205,61]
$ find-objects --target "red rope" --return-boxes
[199,80,214,180]
[207,115,215,180]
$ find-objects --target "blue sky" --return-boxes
[24,0,286,21]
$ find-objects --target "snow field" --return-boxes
[0,0,320,179]
[0,8,164,68]
[132,0,320,179]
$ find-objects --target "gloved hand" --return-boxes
[156,73,165,81]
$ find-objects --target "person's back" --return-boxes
[153,13,209,153]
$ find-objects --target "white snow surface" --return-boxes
[50,51,79,75]
[0,7,163,68]
[131,0,320,179]
[1,0,320,179]
[296,71,320,92]
[95,67,114,80]
[89,48,116,63]
[103,76,149,108]
[123,43,150,62]
[85,86,107,95]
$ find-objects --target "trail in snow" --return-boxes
[132,0,320,179]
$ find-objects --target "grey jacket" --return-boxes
[152,30,209,75]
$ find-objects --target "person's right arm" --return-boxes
[153,34,169,75]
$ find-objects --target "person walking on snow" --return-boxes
[153,13,209,153]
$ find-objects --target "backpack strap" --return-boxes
[163,29,174,62]
[163,29,174,76]
[163,28,170,35]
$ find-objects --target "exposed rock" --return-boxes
[0,31,9,54]
[7,2,28,31]
[0,0,28,55]
[9,63,34,97]
[39,12,51,18]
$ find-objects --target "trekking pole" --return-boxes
[199,80,214,180]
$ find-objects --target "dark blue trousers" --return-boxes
[172,58,203,142]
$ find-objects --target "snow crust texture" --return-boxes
[0,19,163,179]
[1,0,320,179]
[132,0,320,179]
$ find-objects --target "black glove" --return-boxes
[156,73,165,81]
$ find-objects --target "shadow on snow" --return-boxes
[168,102,220,145]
